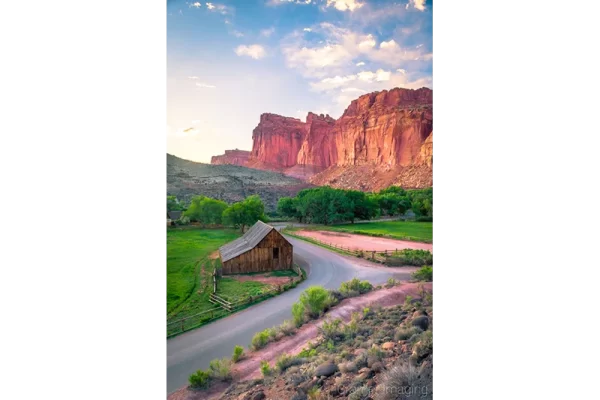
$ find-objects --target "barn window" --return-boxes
[273,248,279,259]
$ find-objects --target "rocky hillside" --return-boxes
[167,154,312,212]
[211,150,251,167]
[210,87,432,192]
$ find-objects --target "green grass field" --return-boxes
[167,227,301,332]
[293,220,433,243]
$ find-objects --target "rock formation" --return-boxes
[210,87,433,191]
[247,113,307,170]
[296,112,337,167]
[210,149,250,166]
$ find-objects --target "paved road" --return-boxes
[167,236,415,394]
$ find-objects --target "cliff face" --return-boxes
[211,149,250,166]
[296,112,337,167]
[333,87,432,167]
[210,87,432,191]
[248,113,307,169]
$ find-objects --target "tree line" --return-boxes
[168,194,267,232]
[167,185,432,231]
[277,186,432,224]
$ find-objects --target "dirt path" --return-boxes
[295,230,433,252]
[168,282,432,400]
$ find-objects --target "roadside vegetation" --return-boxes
[188,279,433,399]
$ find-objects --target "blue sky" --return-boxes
[167,0,432,163]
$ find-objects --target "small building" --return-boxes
[167,210,182,226]
[219,220,293,275]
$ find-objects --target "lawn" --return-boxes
[295,220,433,242]
[167,227,298,333]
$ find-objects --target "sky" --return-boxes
[167,0,432,163]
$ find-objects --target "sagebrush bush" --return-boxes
[348,385,370,400]
[320,318,344,341]
[412,265,433,282]
[188,369,210,388]
[390,249,433,266]
[394,326,423,341]
[260,360,272,377]
[231,345,244,363]
[339,278,373,298]
[279,319,296,336]
[299,286,332,318]
[276,353,304,372]
[251,330,271,350]
[292,301,306,327]
[412,330,433,360]
[208,358,232,381]
[375,361,429,400]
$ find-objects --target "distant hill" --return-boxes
[167,154,313,212]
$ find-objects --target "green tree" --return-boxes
[167,195,184,212]
[223,195,266,232]
[184,196,228,226]
[277,197,299,221]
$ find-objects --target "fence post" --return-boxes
[371,251,375,260]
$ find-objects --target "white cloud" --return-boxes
[231,30,244,38]
[341,87,366,93]
[206,3,230,14]
[407,0,426,11]
[326,0,364,12]
[356,61,365,66]
[303,28,312,32]
[234,44,266,59]
[196,82,216,88]
[190,2,201,8]
[357,69,391,82]
[396,68,406,75]
[282,23,432,77]
[206,2,215,10]
[260,27,276,37]
[188,76,199,80]
[310,74,357,91]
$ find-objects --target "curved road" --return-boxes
[167,236,417,393]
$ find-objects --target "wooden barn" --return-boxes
[219,220,293,275]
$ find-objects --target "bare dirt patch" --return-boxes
[295,230,433,252]
[228,274,293,286]
[168,282,432,400]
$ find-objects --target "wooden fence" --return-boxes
[167,266,305,338]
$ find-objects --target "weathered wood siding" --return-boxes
[221,230,293,274]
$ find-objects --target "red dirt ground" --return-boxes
[168,282,432,400]
[294,230,433,252]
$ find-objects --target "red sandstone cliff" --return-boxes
[296,112,337,168]
[247,113,307,170]
[211,149,251,166]
[211,87,432,191]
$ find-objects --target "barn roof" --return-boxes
[219,220,276,262]
[168,210,182,220]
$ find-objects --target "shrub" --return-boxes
[251,330,271,350]
[394,326,423,341]
[412,330,433,360]
[389,249,433,266]
[412,265,433,282]
[307,386,321,400]
[339,278,373,298]
[320,318,343,341]
[298,347,317,358]
[232,345,244,363]
[260,360,272,377]
[291,302,306,327]
[385,277,397,288]
[375,361,429,400]
[276,354,303,372]
[279,319,296,336]
[362,307,371,318]
[188,369,210,389]
[349,385,370,400]
[208,358,232,381]
[299,286,332,318]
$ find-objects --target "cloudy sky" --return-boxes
[167,0,432,163]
